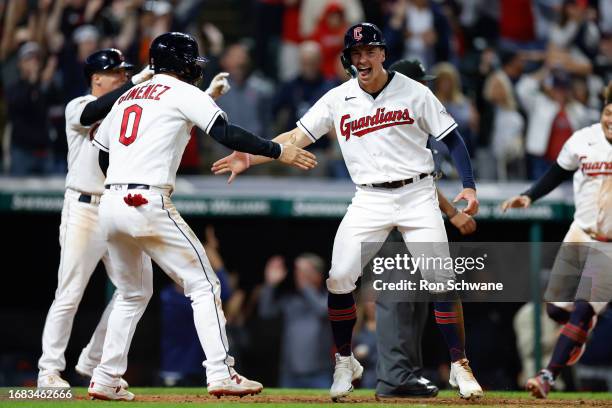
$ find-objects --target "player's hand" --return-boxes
[450,211,477,235]
[453,188,479,216]
[205,72,230,100]
[501,195,532,212]
[278,135,317,170]
[264,255,287,286]
[131,65,154,85]
[211,151,250,184]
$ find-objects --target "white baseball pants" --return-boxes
[548,221,612,315]
[94,185,234,387]
[39,189,153,377]
[326,177,453,294]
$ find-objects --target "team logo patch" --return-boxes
[340,108,415,140]
[353,27,363,41]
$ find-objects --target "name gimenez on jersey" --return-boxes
[340,107,415,140]
[117,83,171,105]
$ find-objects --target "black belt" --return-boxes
[77,193,102,204]
[78,194,93,203]
[105,184,150,190]
[361,173,431,189]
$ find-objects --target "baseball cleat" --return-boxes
[330,353,364,401]
[88,381,135,401]
[449,358,484,400]
[207,372,263,398]
[37,373,70,388]
[75,365,129,389]
[526,369,554,399]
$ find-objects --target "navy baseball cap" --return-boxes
[389,59,436,82]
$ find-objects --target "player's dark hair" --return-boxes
[605,81,612,106]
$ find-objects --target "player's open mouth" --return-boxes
[357,67,372,77]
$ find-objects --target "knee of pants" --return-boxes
[326,273,356,294]
[546,303,570,324]
[572,300,595,323]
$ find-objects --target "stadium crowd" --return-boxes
[1,0,611,180]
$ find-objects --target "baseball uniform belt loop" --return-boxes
[361,173,432,189]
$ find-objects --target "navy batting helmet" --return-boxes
[84,48,134,80]
[341,22,386,77]
[149,32,207,83]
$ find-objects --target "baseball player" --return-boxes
[502,82,612,399]
[37,48,231,390]
[37,49,153,389]
[212,23,483,401]
[88,32,316,401]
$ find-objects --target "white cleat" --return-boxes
[449,358,484,400]
[330,353,364,402]
[207,372,263,398]
[75,365,129,389]
[88,381,135,401]
[37,373,70,388]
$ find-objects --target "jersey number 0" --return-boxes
[119,104,143,146]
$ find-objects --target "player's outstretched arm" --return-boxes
[437,188,476,235]
[441,129,479,215]
[211,127,316,183]
[501,162,574,212]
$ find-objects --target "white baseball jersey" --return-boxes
[297,72,457,185]
[557,123,612,237]
[93,74,226,189]
[65,95,106,194]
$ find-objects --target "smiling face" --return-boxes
[349,44,387,91]
[601,103,612,142]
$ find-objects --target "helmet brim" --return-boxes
[117,61,135,71]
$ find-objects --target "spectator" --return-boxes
[310,2,348,81]
[499,0,538,48]
[272,41,334,176]
[517,66,590,179]
[483,69,526,180]
[548,0,600,60]
[594,31,612,85]
[299,0,363,39]
[382,0,452,69]
[216,43,274,141]
[278,0,303,82]
[432,62,479,155]
[6,42,56,175]
[258,254,333,388]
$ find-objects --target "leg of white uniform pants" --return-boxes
[143,196,233,383]
[396,181,452,286]
[92,236,152,387]
[77,253,153,375]
[39,199,108,376]
[327,189,393,294]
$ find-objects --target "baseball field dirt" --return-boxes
[2,388,612,407]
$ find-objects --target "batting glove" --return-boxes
[131,65,154,85]
[206,72,231,99]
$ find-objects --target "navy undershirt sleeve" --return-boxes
[522,163,574,202]
[80,81,133,126]
[441,129,476,189]
[208,116,281,159]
